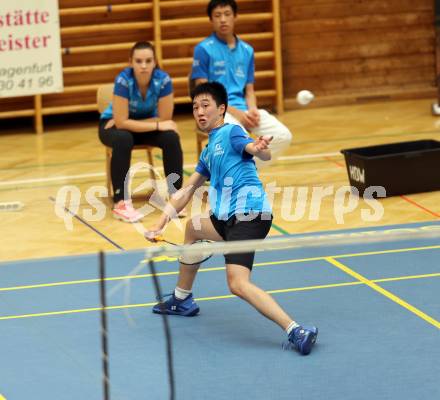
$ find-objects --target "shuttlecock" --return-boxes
[296,90,314,105]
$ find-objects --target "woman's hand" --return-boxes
[158,120,178,132]
[104,119,115,129]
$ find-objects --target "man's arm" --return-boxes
[244,136,272,161]
[191,45,210,82]
[244,83,260,126]
[145,172,208,237]
[226,104,259,129]
[242,48,259,126]
[245,83,258,111]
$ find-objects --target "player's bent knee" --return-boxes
[184,219,197,241]
[227,278,247,297]
[184,216,204,242]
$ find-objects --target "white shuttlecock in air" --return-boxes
[296,90,315,105]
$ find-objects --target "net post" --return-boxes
[99,251,110,400]
[148,257,175,400]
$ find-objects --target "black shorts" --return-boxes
[210,212,273,270]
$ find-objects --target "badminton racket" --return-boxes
[146,234,214,265]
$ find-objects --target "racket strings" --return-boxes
[150,235,215,265]
[179,239,214,265]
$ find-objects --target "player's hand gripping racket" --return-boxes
[145,233,214,265]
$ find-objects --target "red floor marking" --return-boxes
[400,195,440,218]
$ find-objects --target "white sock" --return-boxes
[174,286,191,300]
[285,321,300,335]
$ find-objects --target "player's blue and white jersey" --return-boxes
[191,33,255,111]
[195,123,271,219]
[100,67,172,120]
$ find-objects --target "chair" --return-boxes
[97,84,156,197]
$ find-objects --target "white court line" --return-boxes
[0,172,105,187]
[180,152,343,168]
[278,152,340,160]
[181,152,341,168]
[0,152,342,187]
[260,168,342,176]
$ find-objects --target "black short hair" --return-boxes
[192,81,228,116]
[207,0,238,18]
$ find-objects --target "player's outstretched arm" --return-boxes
[245,135,273,161]
[145,172,207,239]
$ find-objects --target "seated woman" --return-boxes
[99,41,184,222]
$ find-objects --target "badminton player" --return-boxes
[145,82,318,355]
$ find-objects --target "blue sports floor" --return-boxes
[1,221,440,400]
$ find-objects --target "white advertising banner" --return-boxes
[0,1,63,98]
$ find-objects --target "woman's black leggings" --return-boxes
[99,119,183,203]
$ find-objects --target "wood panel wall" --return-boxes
[280,0,437,108]
[0,0,438,131]
[0,0,283,133]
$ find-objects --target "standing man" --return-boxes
[190,0,292,166]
